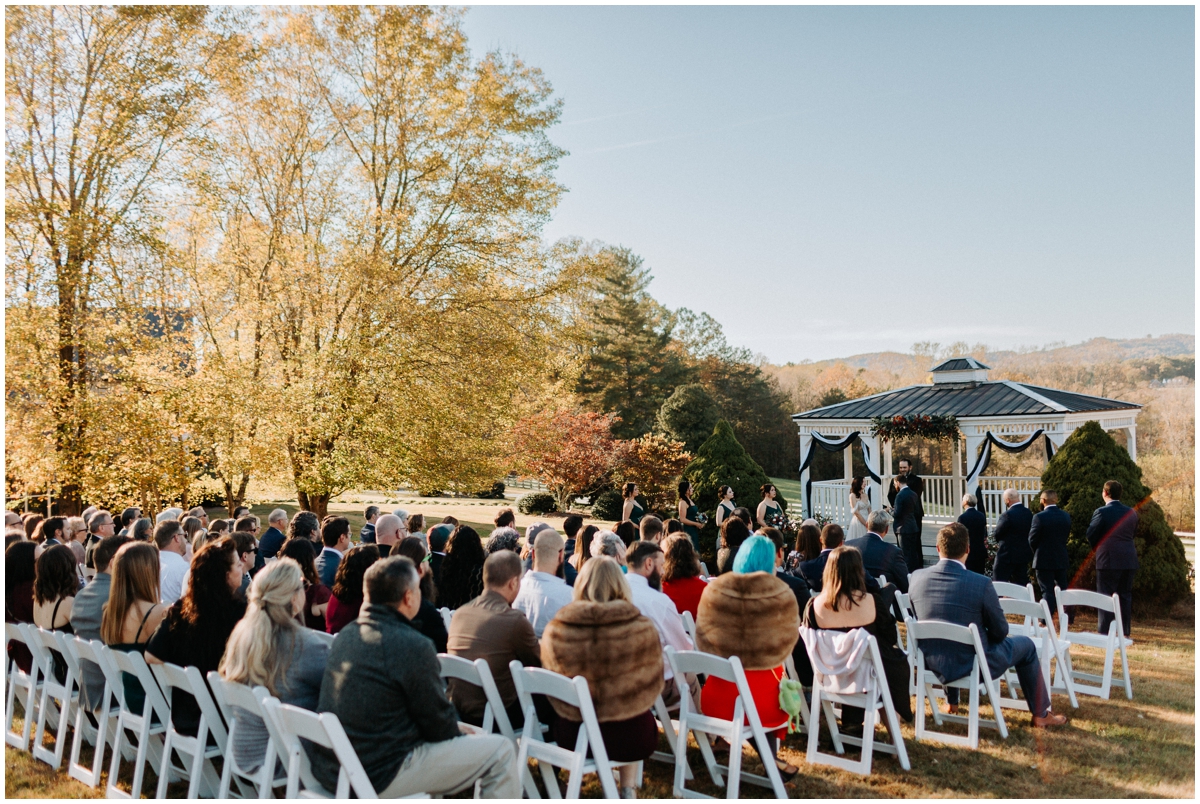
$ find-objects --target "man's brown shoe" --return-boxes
[1032,712,1067,727]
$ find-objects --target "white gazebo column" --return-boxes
[860,433,883,509]
[843,443,854,482]
[1125,425,1138,462]
[799,433,813,519]
[882,439,894,493]
[952,436,964,507]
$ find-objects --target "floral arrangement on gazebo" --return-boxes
[870,414,961,443]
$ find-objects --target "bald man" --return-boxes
[375,514,403,557]
[512,529,573,637]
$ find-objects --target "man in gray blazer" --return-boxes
[908,523,1066,727]
[70,534,131,710]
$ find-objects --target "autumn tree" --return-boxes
[615,434,692,515]
[511,410,626,512]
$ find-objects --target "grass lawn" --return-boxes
[7,603,1193,798]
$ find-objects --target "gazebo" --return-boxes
[792,358,1142,526]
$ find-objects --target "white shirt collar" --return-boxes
[528,570,565,585]
[626,572,653,590]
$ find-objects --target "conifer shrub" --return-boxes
[1040,420,1189,611]
[590,489,624,522]
[656,384,721,453]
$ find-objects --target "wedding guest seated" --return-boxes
[325,544,381,634]
[155,520,190,605]
[591,530,627,568]
[494,507,516,530]
[785,520,822,575]
[314,556,520,798]
[698,536,801,780]
[716,516,751,575]
[6,541,36,673]
[280,538,331,631]
[391,537,448,651]
[39,515,66,546]
[71,534,131,710]
[799,523,844,591]
[360,505,380,544]
[908,523,1066,727]
[102,542,166,720]
[639,516,665,544]
[316,516,351,587]
[665,519,683,535]
[116,507,141,538]
[513,529,574,637]
[660,535,707,619]
[146,537,247,736]
[84,509,116,569]
[427,520,454,584]
[846,509,910,592]
[568,525,600,572]
[542,557,663,799]
[485,526,521,556]
[760,527,810,606]
[130,517,153,543]
[614,520,638,548]
[447,551,541,729]
[231,531,257,598]
[258,509,289,559]
[288,511,322,559]
[800,545,913,729]
[407,513,426,547]
[562,514,584,564]
[64,516,88,565]
[220,558,329,773]
[626,540,693,703]
[438,526,487,610]
[31,544,78,683]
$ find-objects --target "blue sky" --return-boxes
[461,6,1195,363]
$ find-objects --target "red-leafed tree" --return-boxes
[615,434,693,516]
[511,409,628,512]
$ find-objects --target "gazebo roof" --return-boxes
[931,356,990,372]
[793,380,1141,421]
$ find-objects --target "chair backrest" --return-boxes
[89,642,131,711]
[895,590,914,619]
[207,672,267,725]
[992,581,1034,601]
[262,698,377,799]
[150,661,229,746]
[699,562,710,578]
[908,620,989,681]
[679,610,697,642]
[877,575,888,589]
[438,607,453,631]
[663,647,737,686]
[510,663,584,708]
[1058,588,1116,614]
[438,654,516,739]
[104,645,171,725]
[25,627,63,686]
[998,598,1051,626]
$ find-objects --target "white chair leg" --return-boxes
[725,721,743,800]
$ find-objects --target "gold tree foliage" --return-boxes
[615,434,693,514]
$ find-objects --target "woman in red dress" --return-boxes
[661,534,707,619]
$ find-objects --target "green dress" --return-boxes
[717,500,736,523]
[628,499,644,526]
[683,500,702,550]
[762,501,783,527]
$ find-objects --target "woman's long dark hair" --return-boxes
[794,523,822,562]
[614,521,637,547]
[760,483,775,499]
[6,540,37,592]
[181,537,243,628]
[850,477,864,497]
[34,544,77,606]
[393,537,436,605]
[440,526,485,608]
[720,517,750,554]
[331,544,381,602]
[622,483,637,499]
[822,545,868,612]
[575,525,600,572]
[662,535,702,583]
[677,481,692,503]
[280,538,320,587]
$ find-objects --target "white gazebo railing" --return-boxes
[804,476,1042,529]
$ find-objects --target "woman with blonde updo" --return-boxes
[219,558,330,773]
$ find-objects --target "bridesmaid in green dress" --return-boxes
[714,485,736,527]
[756,483,784,529]
[677,481,705,551]
[621,483,645,526]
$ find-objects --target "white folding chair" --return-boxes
[664,648,788,799]
[997,597,1078,709]
[4,623,41,750]
[438,654,536,798]
[699,562,710,578]
[260,697,380,798]
[308,630,335,649]
[102,645,174,799]
[151,662,227,798]
[63,636,121,788]
[801,627,910,775]
[680,610,697,643]
[439,607,454,632]
[992,581,1035,602]
[1055,588,1132,700]
[509,660,622,799]
[29,626,79,769]
[781,654,811,734]
[82,564,97,581]
[909,620,1008,749]
[207,673,289,798]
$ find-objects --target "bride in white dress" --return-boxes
[846,476,871,540]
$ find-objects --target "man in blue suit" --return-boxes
[1028,489,1072,618]
[909,523,1066,727]
[957,495,989,574]
[316,516,351,588]
[846,510,909,593]
[799,524,843,592]
[991,489,1033,584]
[1086,480,1139,638]
[892,475,924,574]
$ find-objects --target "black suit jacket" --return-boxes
[776,568,810,609]
[1028,505,1071,570]
[1086,501,1139,570]
[892,487,920,535]
[993,503,1033,566]
[800,549,881,594]
[887,473,921,508]
[957,506,989,574]
[845,533,910,593]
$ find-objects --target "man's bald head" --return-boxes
[532,529,565,574]
[1003,488,1020,505]
[375,514,402,545]
[4,511,22,528]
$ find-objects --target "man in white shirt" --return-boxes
[155,520,190,605]
[626,540,694,704]
[513,529,573,637]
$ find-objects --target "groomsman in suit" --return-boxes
[892,475,924,574]
[846,510,909,592]
[991,489,1033,584]
[958,494,989,574]
[887,458,920,508]
[1086,480,1139,638]
[1028,489,1072,617]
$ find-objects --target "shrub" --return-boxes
[656,384,721,453]
[1040,420,1189,612]
[472,481,506,500]
[590,489,624,522]
[518,491,557,516]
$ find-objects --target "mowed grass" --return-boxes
[7,603,1193,799]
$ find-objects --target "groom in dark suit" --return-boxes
[1086,480,1139,638]
[892,475,924,574]
[908,523,1066,726]
[991,489,1033,584]
[1028,489,1072,617]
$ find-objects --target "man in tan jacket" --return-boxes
[447,551,543,728]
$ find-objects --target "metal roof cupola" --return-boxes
[929,357,990,386]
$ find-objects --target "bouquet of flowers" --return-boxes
[764,508,795,536]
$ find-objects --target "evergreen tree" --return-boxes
[1040,421,1189,611]
[656,384,720,453]
[575,247,690,438]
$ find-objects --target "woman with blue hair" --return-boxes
[694,534,801,780]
